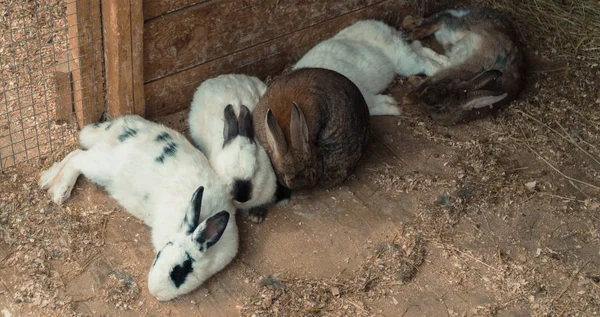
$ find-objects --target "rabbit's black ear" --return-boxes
[238,105,254,140]
[290,102,310,154]
[265,109,288,161]
[183,186,204,234]
[194,211,230,252]
[223,104,239,146]
[466,70,503,90]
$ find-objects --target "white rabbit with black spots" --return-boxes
[293,19,449,116]
[188,74,279,223]
[39,115,238,301]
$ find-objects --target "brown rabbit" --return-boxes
[252,68,370,190]
[404,7,525,125]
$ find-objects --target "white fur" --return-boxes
[188,74,277,212]
[412,8,484,72]
[39,115,238,301]
[293,20,449,116]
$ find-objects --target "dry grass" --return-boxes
[489,0,600,63]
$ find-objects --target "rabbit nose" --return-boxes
[232,179,252,203]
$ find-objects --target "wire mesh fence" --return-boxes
[0,0,104,169]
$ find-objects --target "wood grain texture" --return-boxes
[145,0,412,118]
[143,0,209,20]
[53,52,74,123]
[102,0,145,119]
[54,71,74,123]
[132,0,146,116]
[143,0,381,82]
[66,0,104,128]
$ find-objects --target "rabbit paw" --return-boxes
[39,150,82,190]
[368,94,402,116]
[51,180,76,205]
[40,150,82,204]
[239,206,268,224]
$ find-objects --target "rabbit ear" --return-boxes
[462,93,508,109]
[223,104,239,146]
[290,102,310,154]
[183,186,204,234]
[194,210,230,252]
[238,105,254,140]
[265,109,288,161]
[465,70,503,90]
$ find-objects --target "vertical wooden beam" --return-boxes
[66,0,104,129]
[53,53,74,123]
[54,72,74,123]
[102,0,146,119]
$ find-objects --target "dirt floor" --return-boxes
[1,55,599,316]
[2,1,600,317]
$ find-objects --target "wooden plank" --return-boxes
[143,0,209,21]
[102,0,145,119]
[66,0,104,128]
[144,0,410,118]
[143,0,382,83]
[53,52,74,123]
[54,71,74,124]
[132,0,146,116]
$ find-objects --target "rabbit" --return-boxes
[252,67,369,190]
[403,7,525,125]
[293,19,450,116]
[188,74,279,223]
[39,115,238,301]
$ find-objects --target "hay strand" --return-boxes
[490,0,600,62]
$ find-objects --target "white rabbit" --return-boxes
[39,115,238,301]
[293,19,450,116]
[188,74,278,223]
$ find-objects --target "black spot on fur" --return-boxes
[155,142,178,163]
[164,142,177,156]
[105,122,113,131]
[91,122,100,128]
[232,179,252,203]
[143,193,150,201]
[170,252,194,288]
[275,181,292,203]
[118,127,137,142]
[155,132,172,142]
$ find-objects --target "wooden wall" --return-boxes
[142,0,420,118]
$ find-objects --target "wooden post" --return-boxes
[53,53,74,123]
[102,0,145,119]
[66,0,104,129]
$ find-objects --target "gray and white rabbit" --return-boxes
[188,74,278,223]
[404,7,525,125]
[253,68,370,190]
[39,115,238,301]
[293,19,449,116]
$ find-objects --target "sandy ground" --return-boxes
[1,57,599,315]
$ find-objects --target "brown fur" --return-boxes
[405,7,526,125]
[253,68,370,190]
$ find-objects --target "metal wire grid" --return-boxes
[0,0,104,168]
